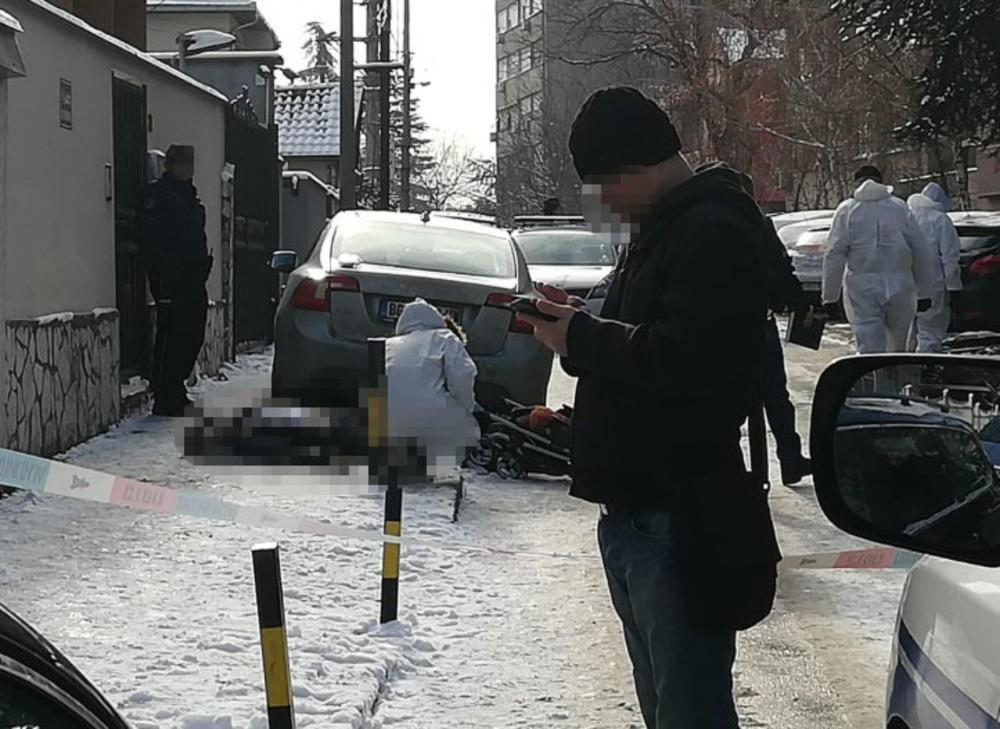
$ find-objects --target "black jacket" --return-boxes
[140,174,212,301]
[563,168,769,509]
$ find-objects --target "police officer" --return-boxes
[140,144,213,416]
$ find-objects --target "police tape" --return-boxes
[0,447,921,568]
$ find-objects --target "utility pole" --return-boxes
[400,0,411,212]
[365,0,379,202]
[378,0,392,210]
[339,0,356,208]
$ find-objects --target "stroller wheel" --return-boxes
[467,437,498,470]
[496,453,524,480]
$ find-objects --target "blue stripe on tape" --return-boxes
[897,621,1000,728]
[175,490,241,522]
[0,449,51,492]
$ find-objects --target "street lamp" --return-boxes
[176,29,237,72]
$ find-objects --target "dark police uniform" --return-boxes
[140,173,213,415]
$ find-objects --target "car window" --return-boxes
[836,426,1000,539]
[956,228,1000,253]
[333,220,517,278]
[0,674,91,728]
[514,232,616,266]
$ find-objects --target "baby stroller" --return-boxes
[467,398,573,479]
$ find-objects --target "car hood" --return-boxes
[527,265,614,291]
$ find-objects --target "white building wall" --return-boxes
[2,0,228,455]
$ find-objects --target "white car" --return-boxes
[812,354,1000,729]
[512,226,619,303]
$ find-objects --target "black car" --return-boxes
[952,213,1000,331]
[0,601,130,728]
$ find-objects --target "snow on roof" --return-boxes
[24,0,227,104]
[275,83,364,159]
[146,0,256,10]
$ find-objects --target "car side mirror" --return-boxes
[270,250,298,273]
[811,355,1000,567]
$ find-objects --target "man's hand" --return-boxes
[819,302,840,320]
[518,299,579,357]
[917,298,932,313]
[536,283,586,309]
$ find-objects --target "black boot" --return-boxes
[781,457,812,486]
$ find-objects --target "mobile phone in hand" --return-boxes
[506,295,558,322]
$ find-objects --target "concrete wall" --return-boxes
[1,0,229,454]
[182,55,273,124]
[287,157,338,188]
[281,174,333,261]
[5,0,227,317]
[146,10,276,53]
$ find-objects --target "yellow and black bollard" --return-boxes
[252,542,295,729]
[368,337,403,624]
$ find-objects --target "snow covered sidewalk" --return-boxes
[0,350,641,728]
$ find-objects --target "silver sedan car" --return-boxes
[270,210,554,407]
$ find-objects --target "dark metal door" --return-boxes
[226,103,280,346]
[112,77,149,378]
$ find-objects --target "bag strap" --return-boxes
[748,402,770,490]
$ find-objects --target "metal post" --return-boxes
[400,0,411,212]
[365,0,379,200]
[381,475,402,623]
[367,338,401,623]
[339,0,356,209]
[378,0,392,210]
[252,543,295,729]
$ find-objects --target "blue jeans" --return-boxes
[598,508,739,728]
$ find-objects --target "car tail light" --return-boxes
[969,255,1000,278]
[485,292,534,334]
[289,274,360,311]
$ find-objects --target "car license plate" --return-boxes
[381,299,462,323]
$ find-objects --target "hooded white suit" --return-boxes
[385,299,479,476]
[822,180,938,353]
[906,182,963,352]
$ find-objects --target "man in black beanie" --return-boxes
[520,87,779,728]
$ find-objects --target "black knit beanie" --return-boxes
[569,87,682,181]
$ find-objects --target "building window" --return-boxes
[532,92,543,115]
[531,40,544,67]
[520,46,532,71]
[498,9,509,34]
[505,2,520,31]
[520,0,542,18]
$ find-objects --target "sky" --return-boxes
[255,0,497,157]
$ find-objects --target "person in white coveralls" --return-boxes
[906,182,963,352]
[822,165,938,353]
[385,299,479,477]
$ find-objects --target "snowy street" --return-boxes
[0,329,909,728]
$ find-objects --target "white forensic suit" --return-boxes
[822,180,938,353]
[906,182,963,352]
[385,299,479,477]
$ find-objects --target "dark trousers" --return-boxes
[762,317,803,468]
[151,290,208,407]
[599,509,739,728]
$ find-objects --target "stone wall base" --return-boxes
[4,310,120,457]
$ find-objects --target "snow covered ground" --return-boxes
[0,339,908,728]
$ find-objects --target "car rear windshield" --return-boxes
[515,231,616,266]
[333,220,517,278]
[957,228,1000,253]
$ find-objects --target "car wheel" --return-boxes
[496,453,524,480]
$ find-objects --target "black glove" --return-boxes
[820,302,840,319]
[917,298,932,313]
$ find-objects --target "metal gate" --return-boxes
[226,100,280,346]
[112,76,149,378]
